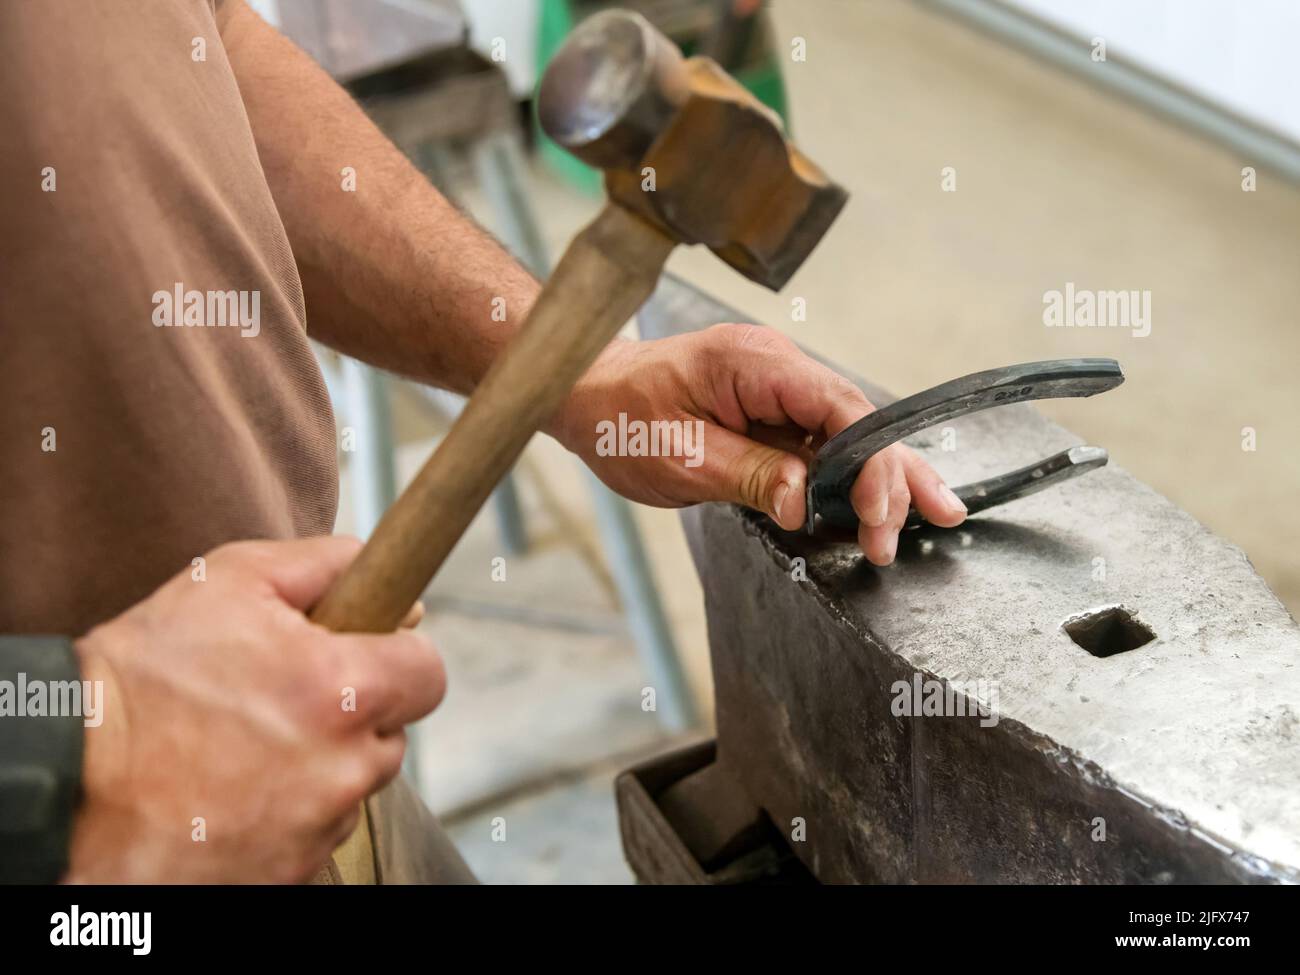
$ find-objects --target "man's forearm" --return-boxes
[218,0,540,396]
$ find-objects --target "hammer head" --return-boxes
[537,10,847,291]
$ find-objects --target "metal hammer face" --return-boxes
[537,10,848,290]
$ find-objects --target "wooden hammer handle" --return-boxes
[310,203,676,632]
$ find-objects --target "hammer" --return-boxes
[310,9,847,633]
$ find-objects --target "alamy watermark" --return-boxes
[152,282,260,337]
[1043,282,1150,338]
[50,906,150,955]
[891,673,999,728]
[595,412,705,468]
[0,673,104,727]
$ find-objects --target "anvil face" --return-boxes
[692,442,1299,883]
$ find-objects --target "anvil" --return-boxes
[619,276,1300,885]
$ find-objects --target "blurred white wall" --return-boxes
[1009,0,1300,139]
[461,0,541,96]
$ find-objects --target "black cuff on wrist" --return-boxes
[0,635,85,884]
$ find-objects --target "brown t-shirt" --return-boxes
[0,1,338,635]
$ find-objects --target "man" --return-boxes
[0,1,966,883]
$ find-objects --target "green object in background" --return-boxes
[534,0,790,195]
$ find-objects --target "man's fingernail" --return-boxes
[773,482,791,523]
[882,532,898,564]
[940,485,967,513]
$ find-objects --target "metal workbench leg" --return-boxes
[489,470,529,555]
[420,138,531,556]
[471,131,551,277]
[337,355,428,785]
[587,472,698,731]
[339,356,397,540]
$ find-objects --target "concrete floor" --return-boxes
[339,0,1299,883]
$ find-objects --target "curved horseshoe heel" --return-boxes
[806,358,1124,534]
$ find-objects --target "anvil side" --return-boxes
[635,276,1300,884]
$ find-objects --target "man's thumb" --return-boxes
[706,430,807,531]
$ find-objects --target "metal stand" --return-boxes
[339,356,397,539]
[586,471,696,731]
